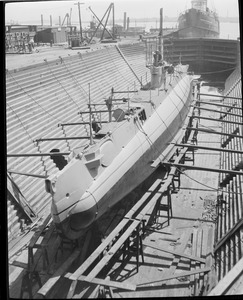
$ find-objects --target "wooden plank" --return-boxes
[37,249,80,297]
[151,142,188,168]
[198,93,241,100]
[139,267,211,286]
[84,220,141,282]
[28,214,52,248]
[159,229,192,285]
[202,226,215,296]
[194,228,203,295]
[189,228,198,295]
[187,126,243,138]
[195,226,208,296]
[143,241,205,263]
[173,143,243,154]
[162,162,243,176]
[67,230,92,299]
[208,257,243,296]
[11,261,28,269]
[69,179,162,281]
[214,218,243,252]
[65,273,136,291]
[195,100,239,109]
[192,115,242,125]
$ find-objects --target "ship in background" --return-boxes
[177,0,220,38]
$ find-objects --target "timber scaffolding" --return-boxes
[8,69,243,298]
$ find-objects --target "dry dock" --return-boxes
[7,41,242,298]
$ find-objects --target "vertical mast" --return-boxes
[158,8,163,61]
[88,84,93,145]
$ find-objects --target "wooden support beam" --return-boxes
[187,127,243,139]
[214,218,243,253]
[151,142,189,169]
[7,152,70,157]
[191,105,242,117]
[162,162,243,176]
[172,143,243,154]
[59,121,108,126]
[28,215,52,249]
[195,100,239,109]
[198,93,242,100]
[66,230,92,299]
[112,90,138,94]
[191,115,243,125]
[78,110,114,114]
[7,170,47,178]
[143,241,206,263]
[84,220,141,282]
[65,273,136,291]
[208,257,243,296]
[35,136,90,142]
[37,250,80,297]
[139,267,211,286]
[69,179,162,281]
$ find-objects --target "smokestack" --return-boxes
[41,14,43,26]
[50,15,52,26]
[127,17,130,30]
[123,12,127,30]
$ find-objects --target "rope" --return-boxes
[44,59,81,111]
[7,102,35,143]
[7,72,62,123]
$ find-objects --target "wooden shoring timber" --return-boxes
[186,127,243,139]
[208,256,243,296]
[28,214,52,249]
[65,273,136,291]
[68,179,162,281]
[59,121,108,126]
[191,105,242,117]
[191,115,243,125]
[213,218,243,253]
[198,93,242,100]
[162,162,243,176]
[71,175,175,284]
[35,136,91,142]
[82,219,141,283]
[151,142,189,169]
[189,228,198,295]
[143,241,206,263]
[203,226,216,296]
[66,230,93,299]
[139,267,211,287]
[7,170,47,178]
[37,249,81,297]
[195,226,209,296]
[172,143,243,154]
[158,229,192,285]
[7,152,70,157]
[195,100,240,109]
[78,110,115,114]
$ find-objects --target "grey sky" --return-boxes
[5,0,239,25]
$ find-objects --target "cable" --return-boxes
[7,102,35,143]
[7,72,63,123]
[77,52,106,99]
[45,59,81,111]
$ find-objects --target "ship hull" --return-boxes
[178,8,219,38]
[54,74,193,239]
